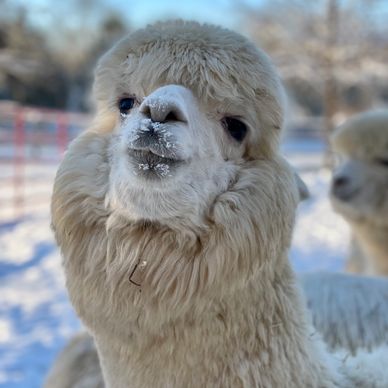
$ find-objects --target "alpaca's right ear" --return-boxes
[294,172,310,202]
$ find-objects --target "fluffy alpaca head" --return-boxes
[52,21,299,327]
[330,110,388,226]
[90,21,286,225]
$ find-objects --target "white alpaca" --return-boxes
[50,21,388,387]
[330,111,388,275]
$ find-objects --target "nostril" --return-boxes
[164,111,179,122]
[331,174,358,201]
[333,176,349,188]
[143,109,180,124]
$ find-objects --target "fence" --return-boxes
[0,101,90,220]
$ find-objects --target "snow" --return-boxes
[0,138,350,387]
[0,215,80,388]
[290,169,349,272]
[155,163,170,176]
[138,163,150,171]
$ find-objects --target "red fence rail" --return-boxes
[0,101,90,220]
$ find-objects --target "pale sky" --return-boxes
[11,0,262,31]
[9,0,388,48]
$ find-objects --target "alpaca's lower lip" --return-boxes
[128,149,183,164]
[128,149,185,178]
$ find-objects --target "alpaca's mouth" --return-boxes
[128,148,185,179]
[331,186,360,202]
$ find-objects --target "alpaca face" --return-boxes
[107,84,245,223]
[330,111,388,226]
[92,22,285,225]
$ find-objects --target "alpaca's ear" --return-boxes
[294,172,310,202]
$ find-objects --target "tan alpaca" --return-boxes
[51,21,388,387]
[330,111,388,275]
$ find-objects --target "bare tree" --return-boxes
[240,0,388,165]
[0,1,129,110]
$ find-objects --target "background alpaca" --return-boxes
[44,333,104,388]
[300,272,388,353]
[330,111,388,275]
[51,21,388,387]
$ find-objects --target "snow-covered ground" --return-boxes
[0,139,350,388]
[0,216,80,388]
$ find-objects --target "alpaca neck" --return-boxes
[352,222,388,275]
[52,140,342,387]
[94,259,339,388]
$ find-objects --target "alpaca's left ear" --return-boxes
[294,172,310,202]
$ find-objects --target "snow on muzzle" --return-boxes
[124,85,197,179]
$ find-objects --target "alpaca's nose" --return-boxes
[141,104,182,124]
[333,175,349,190]
[330,159,364,202]
[139,85,192,124]
[331,174,354,201]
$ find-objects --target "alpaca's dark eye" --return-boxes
[118,97,135,116]
[376,157,388,167]
[222,117,248,142]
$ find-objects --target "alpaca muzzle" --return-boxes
[122,85,197,179]
[330,160,362,202]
